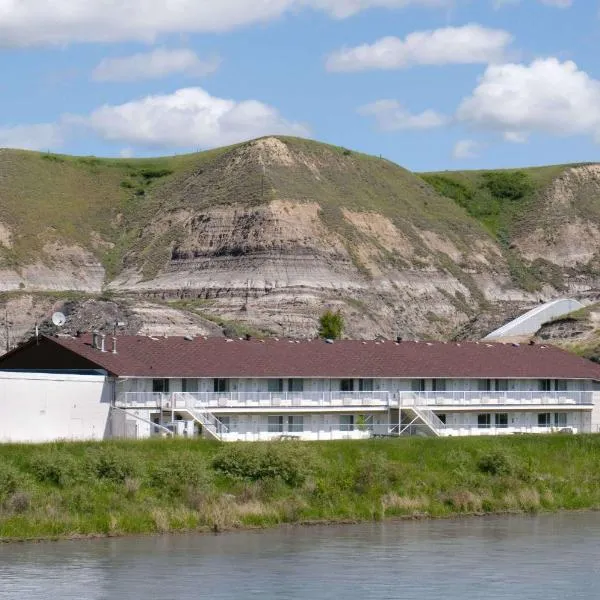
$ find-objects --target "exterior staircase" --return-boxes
[172,392,229,441]
[398,406,446,437]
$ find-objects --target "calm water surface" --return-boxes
[1,513,599,599]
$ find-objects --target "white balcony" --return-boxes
[115,390,391,410]
[398,391,593,408]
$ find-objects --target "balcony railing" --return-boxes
[116,390,391,409]
[114,389,594,410]
[398,391,593,407]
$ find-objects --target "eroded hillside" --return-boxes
[0,137,599,346]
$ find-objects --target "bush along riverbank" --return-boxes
[1,435,600,541]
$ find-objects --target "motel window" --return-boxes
[495,413,508,428]
[477,414,491,429]
[539,380,552,392]
[213,378,229,393]
[411,379,426,392]
[268,416,284,433]
[538,413,551,427]
[359,379,374,392]
[268,379,284,393]
[288,379,304,392]
[152,379,169,393]
[287,415,304,433]
[340,379,355,392]
[432,379,446,392]
[495,380,509,392]
[181,378,198,393]
[437,413,447,425]
[478,379,491,392]
[555,380,568,392]
[340,415,354,432]
[554,413,567,428]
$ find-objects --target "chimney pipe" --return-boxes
[92,330,99,349]
[396,335,403,343]
[100,334,106,352]
[112,336,117,354]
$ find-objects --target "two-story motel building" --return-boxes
[0,333,599,443]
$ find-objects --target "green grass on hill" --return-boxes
[1,436,600,542]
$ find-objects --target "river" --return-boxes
[1,513,599,599]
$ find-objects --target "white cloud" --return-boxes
[452,139,480,159]
[119,148,135,158]
[358,100,448,131]
[84,87,309,149]
[92,48,221,82]
[457,58,600,142]
[0,123,63,150]
[326,24,512,72]
[0,0,449,47]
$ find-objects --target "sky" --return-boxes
[0,0,599,171]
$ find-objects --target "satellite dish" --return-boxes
[52,312,66,327]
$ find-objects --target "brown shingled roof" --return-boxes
[27,334,600,380]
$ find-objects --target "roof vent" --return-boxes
[325,339,334,344]
[111,337,117,354]
[184,335,194,341]
[529,340,535,346]
[396,336,402,343]
[512,343,520,347]
[245,334,252,341]
[100,334,106,353]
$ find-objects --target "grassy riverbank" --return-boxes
[1,436,600,541]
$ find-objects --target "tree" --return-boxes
[318,309,344,340]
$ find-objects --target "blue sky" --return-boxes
[0,0,598,171]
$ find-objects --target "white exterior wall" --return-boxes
[0,372,112,443]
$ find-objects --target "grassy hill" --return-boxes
[1,137,599,343]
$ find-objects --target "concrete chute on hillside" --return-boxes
[483,298,585,341]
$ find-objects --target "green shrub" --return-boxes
[318,309,344,340]
[140,168,173,180]
[477,449,516,476]
[0,462,20,498]
[481,171,533,202]
[149,452,212,494]
[29,451,79,487]
[212,444,313,487]
[86,447,141,483]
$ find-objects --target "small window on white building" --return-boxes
[495,413,508,428]
[554,413,567,427]
[495,380,509,392]
[340,415,354,431]
[268,415,284,432]
[152,379,169,393]
[538,413,551,427]
[478,380,492,392]
[340,379,355,392]
[213,378,229,393]
[287,415,304,433]
[411,379,426,392]
[555,380,568,392]
[437,413,447,424]
[477,414,491,429]
[359,379,374,392]
[288,379,304,392]
[432,379,446,392]
[182,378,198,393]
[268,379,284,393]
[539,380,552,392]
